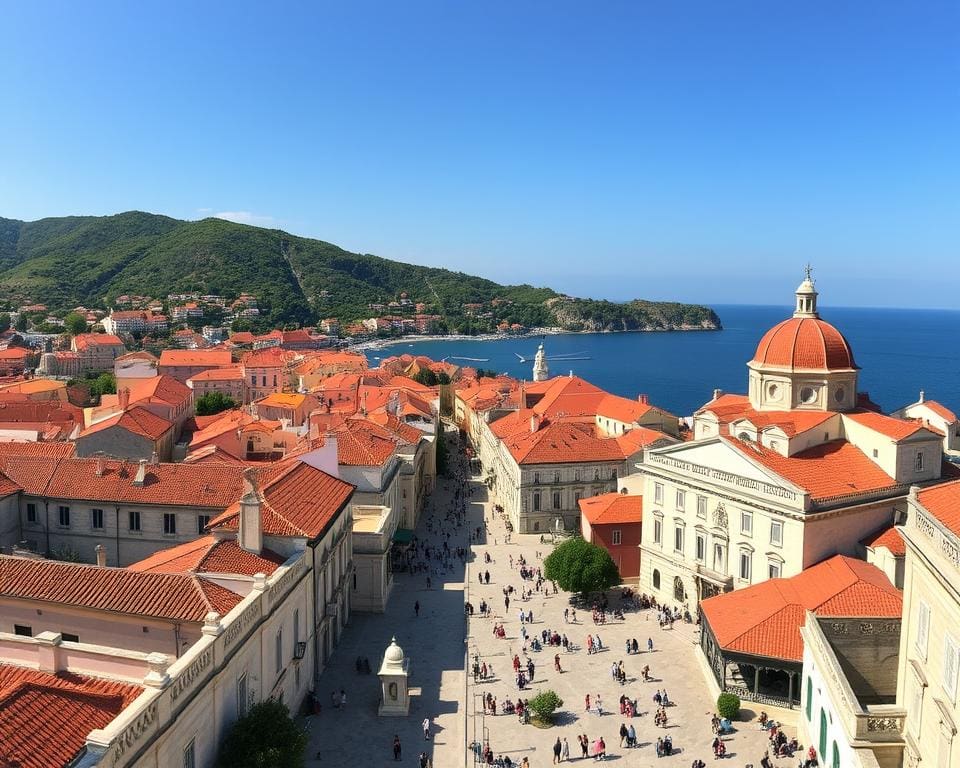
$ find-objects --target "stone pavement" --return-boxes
[306,429,801,767]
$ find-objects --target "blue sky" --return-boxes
[1,1,958,308]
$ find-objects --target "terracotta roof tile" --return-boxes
[916,478,960,540]
[159,348,232,367]
[921,400,958,422]
[751,317,857,371]
[499,420,627,465]
[860,524,906,557]
[0,666,141,768]
[844,411,935,441]
[128,535,286,575]
[578,493,642,525]
[81,406,173,441]
[0,555,243,622]
[700,555,901,662]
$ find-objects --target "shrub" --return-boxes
[528,690,563,722]
[215,699,308,768]
[716,692,741,720]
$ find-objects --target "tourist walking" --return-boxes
[393,735,402,761]
[422,716,431,739]
[415,600,420,617]
[553,737,562,764]
[561,737,570,761]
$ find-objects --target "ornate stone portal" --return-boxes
[378,636,410,716]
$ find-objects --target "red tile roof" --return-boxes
[328,419,400,466]
[700,555,902,662]
[596,394,657,424]
[0,555,243,622]
[921,400,958,422]
[128,535,286,575]
[0,665,141,768]
[108,375,192,409]
[80,405,173,441]
[615,426,674,455]
[498,420,626,465]
[696,393,836,437]
[844,411,935,441]
[579,492,642,525]
[724,437,901,503]
[751,317,856,371]
[916,478,960,540]
[73,333,125,350]
[188,365,244,382]
[159,348,232,367]
[860,524,906,557]
[209,460,353,539]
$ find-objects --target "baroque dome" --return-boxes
[751,316,856,372]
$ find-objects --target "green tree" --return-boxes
[716,692,741,720]
[63,311,88,335]
[215,699,308,768]
[0,313,10,333]
[88,373,117,398]
[527,690,563,724]
[14,314,27,332]
[196,391,238,416]
[543,537,620,596]
[412,368,439,387]
[436,371,451,385]
[231,317,253,333]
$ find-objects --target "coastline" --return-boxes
[348,324,721,352]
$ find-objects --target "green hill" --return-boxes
[0,211,721,333]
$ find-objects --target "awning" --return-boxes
[392,528,414,545]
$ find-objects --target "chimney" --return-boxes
[95,455,106,478]
[119,387,130,411]
[238,468,263,555]
[132,458,147,487]
[637,393,649,405]
[95,543,106,567]
[149,451,159,465]
[712,389,724,401]
[530,414,540,434]
[919,389,925,403]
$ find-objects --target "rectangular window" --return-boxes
[293,609,300,647]
[163,513,177,535]
[91,508,104,530]
[533,493,541,512]
[713,543,725,572]
[943,634,960,703]
[739,551,752,582]
[26,503,37,523]
[554,471,560,484]
[58,505,70,527]
[534,472,540,484]
[675,489,685,511]
[653,518,662,545]
[770,520,783,547]
[237,673,248,718]
[574,469,580,481]
[696,495,707,519]
[574,491,582,504]
[552,492,561,510]
[250,375,256,386]
[806,676,813,720]
[62,633,79,643]
[183,741,196,768]
[674,525,684,553]
[768,561,781,579]
[611,530,622,545]
[197,515,210,535]
[741,511,752,536]
[909,675,924,737]
[129,510,141,531]
[654,482,663,505]
[916,601,931,660]
[275,628,283,673]
[262,376,267,387]
[14,625,31,637]
[915,451,924,472]
[695,532,706,563]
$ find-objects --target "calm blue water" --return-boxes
[364,305,960,416]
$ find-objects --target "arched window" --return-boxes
[652,569,661,590]
[831,742,839,768]
[673,576,685,603]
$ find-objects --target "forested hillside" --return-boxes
[0,212,721,333]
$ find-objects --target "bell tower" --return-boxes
[794,263,819,318]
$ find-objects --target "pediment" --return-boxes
[651,439,798,491]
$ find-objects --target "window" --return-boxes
[250,374,256,386]
[770,520,783,547]
[58,505,70,527]
[653,517,662,545]
[272,374,278,387]
[163,513,177,535]
[62,633,79,643]
[713,542,726,572]
[739,550,752,582]
[943,634,960,703]
[872,448,879,458]
[806,677,812,720]
[675,489,685,511]
[129,510,141,531]
[915,451,924,472]
[275,628,283,673]
[909,675,925,737]
[768,561,781,579]
[673,524,684,553]
[916,601,931,659]
[237,673,248,717]
[293,609,300,648]
[14,625,31,637]
[654,482,663,505]
[261,376,267,387]
[740,511,752,536]
[611,530,622,545]
[574,469,580,481]
[533,493,541,512]
[696,495,707,519]
[197,515,210,535]
[574,491,582,504]
[831,742,839,768]
[673,576,685,602]
[695,532,706,563]
[819,709,828,761]
[553,492,561,510]
[183,740,196,768]
[91,508,104,530]
[534,472,540,484]
[554,471,560,484]
[26,503,37,523]
[652,568,660,590]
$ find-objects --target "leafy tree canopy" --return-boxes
[716,692,741,720]
[543,537,620,595]
[216,699,308,768]
[528,690,563,721]
[196,391,238,416]
[0,313,10,333]
[63,311,87,335]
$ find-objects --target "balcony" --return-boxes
[694,563,733,589]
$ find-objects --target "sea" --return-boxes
[363,304,960,417]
